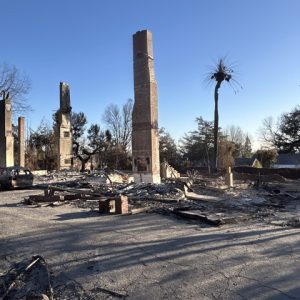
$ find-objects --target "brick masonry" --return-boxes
[18,117,25,167]
[132,30,160,183]
[98,196,128,214]
[0,97,14,167]
[57,82,73,170]
[115,195,129,214]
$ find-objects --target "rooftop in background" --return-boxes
[275,153,300,166]
[235,157,259,167]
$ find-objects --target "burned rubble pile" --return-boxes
[33,171,86,186]
[190,176,300,227]
[24,173,190,213]
[0,256,53,300]
[0,256,127,300]
[22,171,300,228]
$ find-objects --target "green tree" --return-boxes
[12,124,19,165]
[71,112,111,171]
[180,117,215,172]
[261,106,300,153]
[180,117,237,172]
[159,127,178,167]
[242,135,252,158]
[71,112,87,141]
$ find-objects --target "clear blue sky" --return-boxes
[1,0,300,148]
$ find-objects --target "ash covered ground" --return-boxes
[1,172,300,299]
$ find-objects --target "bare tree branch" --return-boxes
[0,63,31,113]
[103,99,133,151]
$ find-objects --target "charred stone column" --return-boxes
[132,30,160,183]
[0,93,14,167]
[18,116,25,167]
[57,82,72,170]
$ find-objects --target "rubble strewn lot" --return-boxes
[1,172,300,299]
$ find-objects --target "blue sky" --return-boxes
[1,0,300,148]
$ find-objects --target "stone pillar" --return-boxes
[0,94,14,167]
[18,117,25,167]
[132,30,160,183]
[57,82,72,170]
[225,166,234,188]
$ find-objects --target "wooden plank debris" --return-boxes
[172,210,222,226]
[172,209,250,226]
[129,207,152,215]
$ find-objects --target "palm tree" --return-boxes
[208,58,240,171]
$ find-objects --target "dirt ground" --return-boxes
[0,183,300,299]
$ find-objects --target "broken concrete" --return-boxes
[161,161,180,179]
[132,30,160,184]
